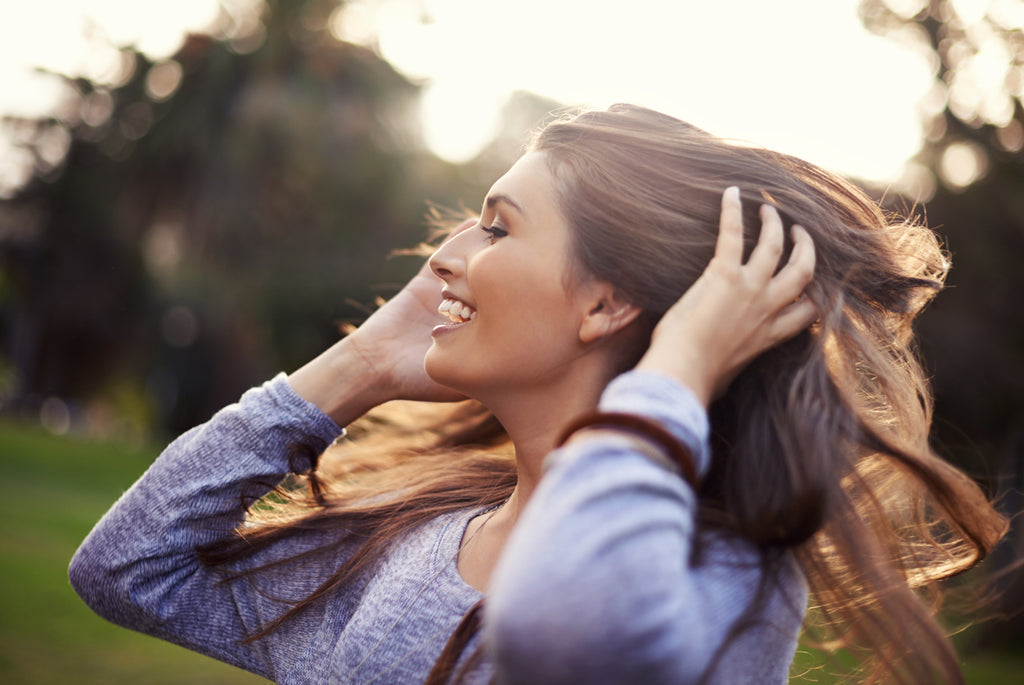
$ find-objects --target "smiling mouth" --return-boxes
[438,298,477,323]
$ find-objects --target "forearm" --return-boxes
[487,372,706,680]
[69,375,342,675]
[487,372,801,684]
[288,335,392,426]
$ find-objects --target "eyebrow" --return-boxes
[485,193,526,216]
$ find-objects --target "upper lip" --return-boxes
[440,289,473,308]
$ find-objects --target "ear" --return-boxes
[578,284,643,344]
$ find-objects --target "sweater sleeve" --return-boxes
[69,374,344,681]
[485,370,806,684]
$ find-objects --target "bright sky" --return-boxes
[0,0,942,192]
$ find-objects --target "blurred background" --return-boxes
[0,0,1021,682]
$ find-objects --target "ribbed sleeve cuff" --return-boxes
[599,370,711,479]
[262,373,346,449]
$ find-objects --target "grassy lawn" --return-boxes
[788,644,1024,684]
[0,421,265,684]
[1,419,1019,683]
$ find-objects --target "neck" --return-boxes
[481,359,618,523]
[454,353,624,592]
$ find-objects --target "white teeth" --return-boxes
[438,297,476,323]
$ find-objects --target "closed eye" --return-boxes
[480,224,508,241]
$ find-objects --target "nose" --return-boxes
[429,218,478,281]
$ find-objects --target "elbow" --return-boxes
[68,535,137,626]
[68,538,112,616]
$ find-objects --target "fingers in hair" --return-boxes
[747,204,785,281]
[715,186,745,265]
[771,297,819,343]
[766,225,817,328]
[784,225,816,288]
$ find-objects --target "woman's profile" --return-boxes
[70,104,1006,683]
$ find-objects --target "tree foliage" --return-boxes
[860,0,1024,646]
[0,0,487,435]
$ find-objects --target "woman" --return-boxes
[70,104,1006,683]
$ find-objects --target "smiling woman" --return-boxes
[70,104,1005,684]
[425,153,610,410]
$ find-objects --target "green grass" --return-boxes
[0,421,264,684]
[1,420,1019,684]
[789,644,1024,684]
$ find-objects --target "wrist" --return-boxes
[635,350,713,409]
[288,336,392,426]
[599,369,713,479]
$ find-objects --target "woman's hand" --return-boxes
[345,237,472,404]
[636,187,817,407]
[289,219,474,424]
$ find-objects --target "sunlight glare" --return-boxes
[0,0,221,122]
[0,0,944,186]
[990,0,1024,28]
[949,0,993,25]
[370,0,933,181]
[883,0,928,19]
[71,0,221,58]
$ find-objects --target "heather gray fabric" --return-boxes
[70,371,805,683]
[488,371,807,684]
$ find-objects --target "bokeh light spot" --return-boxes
[40,397,71,435]
[996,119,1024,151]
[145,60,183,101]
[160,305,199,348]
[939,140,988,188]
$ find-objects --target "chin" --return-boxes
[424,349,469,395]
[427,355,502,407]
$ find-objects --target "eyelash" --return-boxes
[480,224,508,241]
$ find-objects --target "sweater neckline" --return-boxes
[429,506,490,609]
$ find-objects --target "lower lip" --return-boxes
[431,320,471,337]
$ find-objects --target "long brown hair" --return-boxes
[200,104,1007,682]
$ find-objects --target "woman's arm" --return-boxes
[487,371,806,684]
[69,375,344,680]
[69,222,474,678]
[486,189,815,683]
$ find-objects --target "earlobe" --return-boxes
[579,291,642,344]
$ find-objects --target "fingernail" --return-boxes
[725,186,740,201]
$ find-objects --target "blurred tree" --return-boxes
[467,90,564,182]
[859,0,1024,647]
[0,0,479,436]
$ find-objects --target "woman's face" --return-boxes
[425,151,596,398]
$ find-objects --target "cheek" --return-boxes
[478,253,581,337]
[478,290,583,371]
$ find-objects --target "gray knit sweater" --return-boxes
[70,370,806,683]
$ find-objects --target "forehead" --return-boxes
[485,151,561,220]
